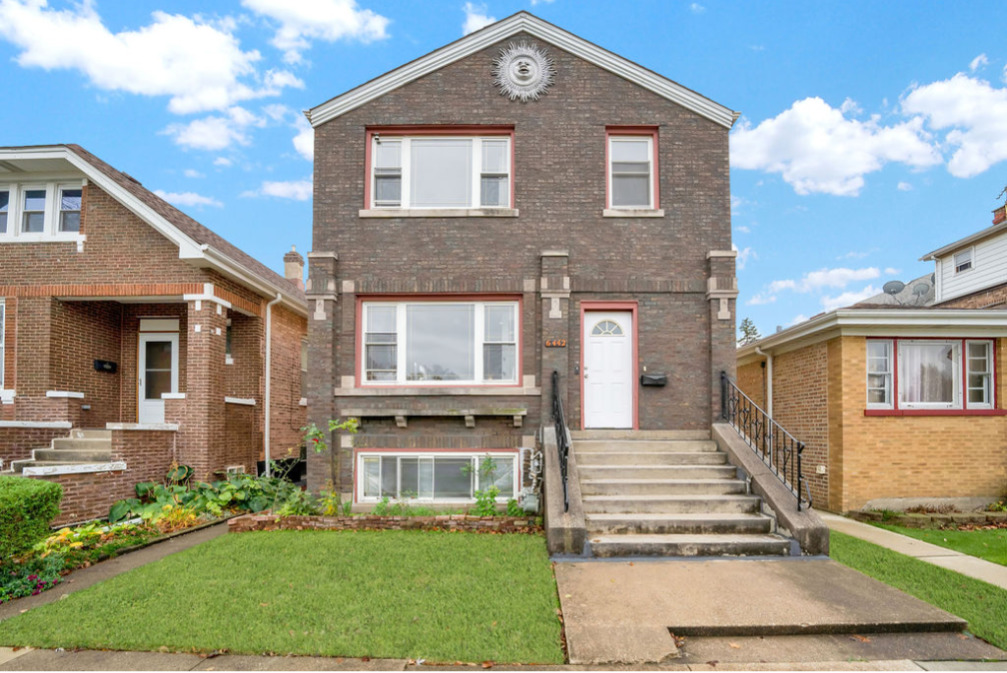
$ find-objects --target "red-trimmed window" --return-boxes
[607,127,659,210]
[367,128,513,210]
[361,300,519,385]
[357,451,518,502]
[866,338,994,411]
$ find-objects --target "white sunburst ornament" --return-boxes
[493,42,555,102]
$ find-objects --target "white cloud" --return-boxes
[788,314,809,327]
[242,0,389,63]
[901,73,1007,178]
[735,225,750,234]
[746,293,776,306]
[529,0,554,4]
[897,181,913,191]
[462,2,495,35]
[769,267,881,294]
[213,157,233,167]
[730,194,744,215]
[689,3,705,13]
[821,285,880,311]
[838,249,875,260]
[0,1,300,114]
[731,97,941,196]
[884,267,900,275]
[263,103,290,122]
[243,179,313,201]
[183,169,204,178]
[153,189,223,208]
[293,117,314,161]
[163,107,265,151]
[734,245,757,271]
[970,53,989,72]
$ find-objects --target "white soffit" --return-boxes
[307,12,737,129]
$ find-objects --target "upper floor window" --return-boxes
[607,131,657,210]
[954,248,973,273]
[362,300,519,385]
[0,182,85,241]
[866,338,994,411]
[369,135,511,210]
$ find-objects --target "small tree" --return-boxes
[738,317,761,346]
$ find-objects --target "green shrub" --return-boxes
[0,476,63,557]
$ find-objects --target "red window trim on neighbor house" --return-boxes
[363,125,516,210]
[605,125,660,210]
[354,294,524,389]
[579,300,639,430]
[863,336,1005,417]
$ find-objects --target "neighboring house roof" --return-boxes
[737,307,1007,362]
[920,220,1007,261]
[851,273,935,308]
[0,144,306,315]
[306,11,739,130]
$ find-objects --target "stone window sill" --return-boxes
[335,386,541,397]
[863,409,1007,417]
[359,208,519,218]
[603,209,665,218]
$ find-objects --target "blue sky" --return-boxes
[2,0,1006,337]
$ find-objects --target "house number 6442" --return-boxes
[545,339,567,348]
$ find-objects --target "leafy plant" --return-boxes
[0,554,64,604]
[506,499,523,517]
[275,490,319,517]
[372,496,391,516]
[301,417,360,454]
[472,486,501,517]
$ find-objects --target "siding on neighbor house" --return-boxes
[937,230,1007,303]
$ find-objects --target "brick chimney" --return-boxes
[994,204,1006,226]
[283,245,305,290]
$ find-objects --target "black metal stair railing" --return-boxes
[721,371,812,511]
[551,369,570,512]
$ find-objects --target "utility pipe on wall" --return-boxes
[263,293,283,477]
[755,346,773,418]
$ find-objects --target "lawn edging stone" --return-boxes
[228,513,542,534]
[846,510,1007,529]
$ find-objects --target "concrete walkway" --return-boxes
[821,513,1007,590]
[0,522,228,624]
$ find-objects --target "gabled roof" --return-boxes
[920,220,1007,261]
[0,144,306,315]
[306,11,738,129]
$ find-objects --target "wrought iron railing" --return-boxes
[721,371,811,511]
[551,369,570,512]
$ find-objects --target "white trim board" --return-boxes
[306,12,737,129]
[23,461,127,476]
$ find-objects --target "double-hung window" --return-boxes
[362,300,519,385]
[21,188,46,233]
[608,132,657,209]
[59,186,82,233]
[0,190,8,234]
[865,338,994,411]
[954,248,973,274]
[369,135,511,209]
[0,182,84,240]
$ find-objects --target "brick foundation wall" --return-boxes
[27,428,175,526]
[228,513,541,535]
[0,427,69,465]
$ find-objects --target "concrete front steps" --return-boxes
[8,429,112,474]
[576,437,792,558]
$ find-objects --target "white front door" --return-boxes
[138,333,179,424]
[583,311,634,429]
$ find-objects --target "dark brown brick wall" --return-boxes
[269,305,307,460]
[308,33,734,493]
[938,282,1007,309]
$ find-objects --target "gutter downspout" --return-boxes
[263,293,283,477]
[755,346,773,418]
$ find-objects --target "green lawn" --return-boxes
[871,522,1007,566]
[0,530,565,664]
[830,530,1007,650]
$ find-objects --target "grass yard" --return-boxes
[830,530,1007,650]
[0,530,565,664]
[871,522,1007,566]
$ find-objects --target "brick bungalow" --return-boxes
[0,144,308,524]
[737,205,1007,513]
[302,12,739,509]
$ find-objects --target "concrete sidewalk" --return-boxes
[3,647,1007,671]
[821,513,1007,590]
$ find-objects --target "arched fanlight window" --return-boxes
[591,320,623,336]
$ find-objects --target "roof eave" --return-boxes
[920,223,1007,261]
[307,12,736,129]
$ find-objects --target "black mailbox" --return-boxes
[640,373,667,387]
[94,359,118,374]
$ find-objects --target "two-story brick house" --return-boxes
[303,12,742,517]
[0,144,308,524]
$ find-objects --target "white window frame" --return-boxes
[608,135,655,210]
[0,181,85,243]
[898,340,961,410]
[865,339,893,409]
[965,339,994,410]
[361,300,519,386]
[355,451,519,503]
[57,183,83,233]
[369,136,512,210]
[954,247,974,274]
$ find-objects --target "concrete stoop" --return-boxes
[575,438,791,558]
[7,428,112,474]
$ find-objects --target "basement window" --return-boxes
[357,452,517,502]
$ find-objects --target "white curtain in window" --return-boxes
[900,342,955,405]
[411,139,472,207]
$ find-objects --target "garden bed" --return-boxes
[229,513,542,534]
[848,509,1007,529]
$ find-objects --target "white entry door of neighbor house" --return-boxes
[583,311,634,429]
[138,332,179,424]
